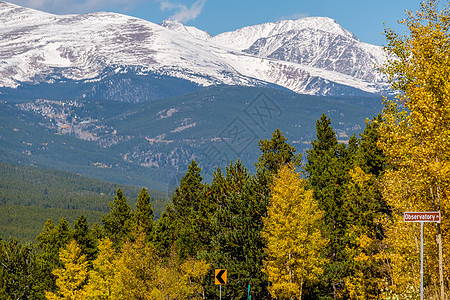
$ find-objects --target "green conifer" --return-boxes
[256,128,301,175]
[73,215,98,262]
[170,160,205,259]
[134,187,154,240]
[101,189,133,248]
[305,114,354,298]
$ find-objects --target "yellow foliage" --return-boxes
[45,240,88,300]
[111,233,158,299]
[109,232,209,300]
[342,166,386,299]
[262,164,327,300]
[84,238,117,300]
[380,0,450,297]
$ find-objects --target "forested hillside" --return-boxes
[0,162,168,242]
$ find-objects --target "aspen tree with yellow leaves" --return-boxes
[111,231,209,300]
[379,0,450,298]
[84,238,117,300]
[45,240,88,300]
[262,164,326,300]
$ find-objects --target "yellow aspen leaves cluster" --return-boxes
[45,240,89,300]
[262,164,327,300]
[46,233,209,300]
[379,0,450,298]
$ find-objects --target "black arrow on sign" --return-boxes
[216,269,226,284]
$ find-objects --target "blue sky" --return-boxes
[10,0,424,46]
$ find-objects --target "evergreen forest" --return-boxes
[2,1,450,299]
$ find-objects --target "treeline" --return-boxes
[0,113,394,299]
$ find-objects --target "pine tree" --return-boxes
[356,115,386,177]
[35,218,73,296]
[134,187,154,240]
[256,128,301,175]
[203,161,271,299]
[0,239,42,299]
[152,209,177,258]
[171,160,203,218]
[101,189,133,248]
[170,160,205,259]
[305,114,355,298]
[36,219,57,264]
[262,164,326,300]
[36,218,73,271]
[73,215,98,262]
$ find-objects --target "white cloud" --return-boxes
[8,0,139,14]
[9,0,207,22]
[280,12,309,21]
[157,0,207,23]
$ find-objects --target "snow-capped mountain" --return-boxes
[0,1,388,96]
[241,19,385,84]
[211,17,357,50]
[161,19,212,41]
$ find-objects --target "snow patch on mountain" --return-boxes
[0,1,389,96]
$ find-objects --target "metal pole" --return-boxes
[421,221,424,300]
[220,284,222,300]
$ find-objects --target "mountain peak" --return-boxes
[161,18,183,29]
[283,17,357,39]
[211,16,357,51]
[161,18,211,40]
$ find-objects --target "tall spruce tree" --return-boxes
[37,218,73,268]
[152,208,177,257]
[356,115,386,177]
[35,218,73,295]
[0,239,42,300]
[256,128,301,175]
[203,160,270,299]
[305,114,355,299]
[73,215,98,263]
[101,189,133,248]
[338,116,389,299]
[169,160,206,259]
[134,187,154,240]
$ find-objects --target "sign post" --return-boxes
[215,269,227,300]
[404,211,441,300]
